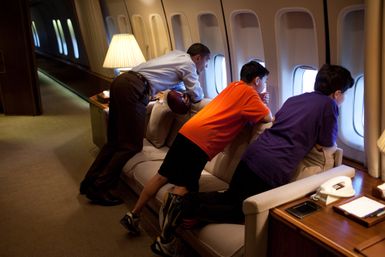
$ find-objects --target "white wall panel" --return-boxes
[162,0,231,98]
[327,0,365,163]
[222,0,326,113]
[124,0,171,59]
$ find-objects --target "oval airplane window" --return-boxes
[52,20,63,54]
[67,19,79,59]
[56,19,68,56]
[293,66,317,96]
[214,54,227,94]
[253,60,265,68]
[31,21,40,47]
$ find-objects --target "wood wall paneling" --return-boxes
[0,0,41,115]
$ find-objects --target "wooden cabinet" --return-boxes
[0,0,41,115]
[89,95,108,148]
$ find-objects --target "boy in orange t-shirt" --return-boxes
[121,61,273,255]
[179,80,269,160]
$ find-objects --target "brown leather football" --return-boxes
[167,90,191,114]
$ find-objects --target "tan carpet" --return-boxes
[0,72,155,257]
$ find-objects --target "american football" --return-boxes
[166,90,191,114]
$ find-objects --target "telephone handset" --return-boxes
[312,176,355,205]
[319,176,355,197]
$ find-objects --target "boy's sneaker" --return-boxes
[120,211,140,235]
[150,236,176,257]
[159,192,173,228]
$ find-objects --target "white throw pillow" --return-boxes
[145,100,175,148]
[292,145,337,181]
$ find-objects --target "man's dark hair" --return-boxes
[187,43,211,57]
[240,61,269,83]
[314,64,354,95]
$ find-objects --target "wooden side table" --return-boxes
[268,170,385,257]
[89,94,109,148]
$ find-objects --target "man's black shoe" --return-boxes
[85,188,123,206]
[79,180,90,195]
[89,196,123,206]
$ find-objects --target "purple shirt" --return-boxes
[242,91,338,187]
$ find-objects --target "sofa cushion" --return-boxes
[145,100,175,148]
[205,122,272,184]
[165,113,192,147]
[122,158,230,214]
[129,160,229,196]
[122,139,169,176]
[165,98,212,147]
[180,224,244,257]
[205,125,253,183]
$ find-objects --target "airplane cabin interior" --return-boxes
[2,0,385,257]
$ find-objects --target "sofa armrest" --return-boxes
[242,164,355,257]
[334,147,343,166]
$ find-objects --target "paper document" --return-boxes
[338,196,385,218]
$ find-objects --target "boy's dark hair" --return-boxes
[240,61,269,83]
[187,43,211,57]
[314,64,354,95]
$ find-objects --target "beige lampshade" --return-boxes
[103,33,145,69]
[377,130,385,153]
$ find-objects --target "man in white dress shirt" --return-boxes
[80,43,211,206]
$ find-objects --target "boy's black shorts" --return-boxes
[158,133,208,192]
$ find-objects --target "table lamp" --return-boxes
[101,33,146,101]
[102,33,146,74]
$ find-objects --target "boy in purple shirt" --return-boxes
[152,64,354,257]
[243,88,339,188]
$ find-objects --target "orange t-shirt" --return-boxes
[179,81,270,160]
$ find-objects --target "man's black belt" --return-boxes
[128,71,151,97]
[129,71,149,88]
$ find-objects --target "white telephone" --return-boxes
[312,176,355,205]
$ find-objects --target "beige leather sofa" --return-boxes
[120,94,355,257]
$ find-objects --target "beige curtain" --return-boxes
[365,0,385,180]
